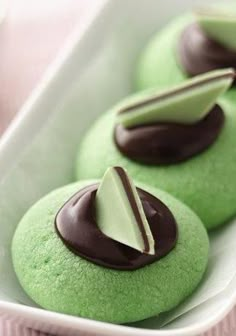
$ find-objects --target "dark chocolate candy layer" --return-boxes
[55,184,177,270]
[114,105,224,165]
[178,23,236,79]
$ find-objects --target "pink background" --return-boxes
[0,1,235,335]
[0,0,93,135]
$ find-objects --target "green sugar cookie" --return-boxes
[136,14,192,90]
[76,88,236,229]
[12,180,208,324]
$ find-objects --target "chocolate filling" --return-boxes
[55,184,177,270]
[178,23,236,81]
[114,105,224,165]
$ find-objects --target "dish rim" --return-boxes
[0,0,235,334]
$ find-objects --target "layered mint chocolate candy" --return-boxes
[96,167,155,255]
[76,70,236,229]
[119,69,233,127]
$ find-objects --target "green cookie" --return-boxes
[12,180,208,324]
[136,14,193,91]
[76,93,236,230]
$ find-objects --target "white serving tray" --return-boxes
[0,0,235,335]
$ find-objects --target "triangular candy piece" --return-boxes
[96,167,155,255]
[117,69,234,128]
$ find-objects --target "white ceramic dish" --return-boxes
[0,0,236,335]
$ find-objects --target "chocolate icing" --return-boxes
[114,105,224,165]
[55,184,177,270]
[178,23,236,79]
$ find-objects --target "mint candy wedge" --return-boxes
[117,69,234,128]
[96,167,155,254]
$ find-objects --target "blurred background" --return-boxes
[0,0,96,135]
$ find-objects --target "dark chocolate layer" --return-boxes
[178,23,236,79]
[55,184,177,270]
[114,105,224,165]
